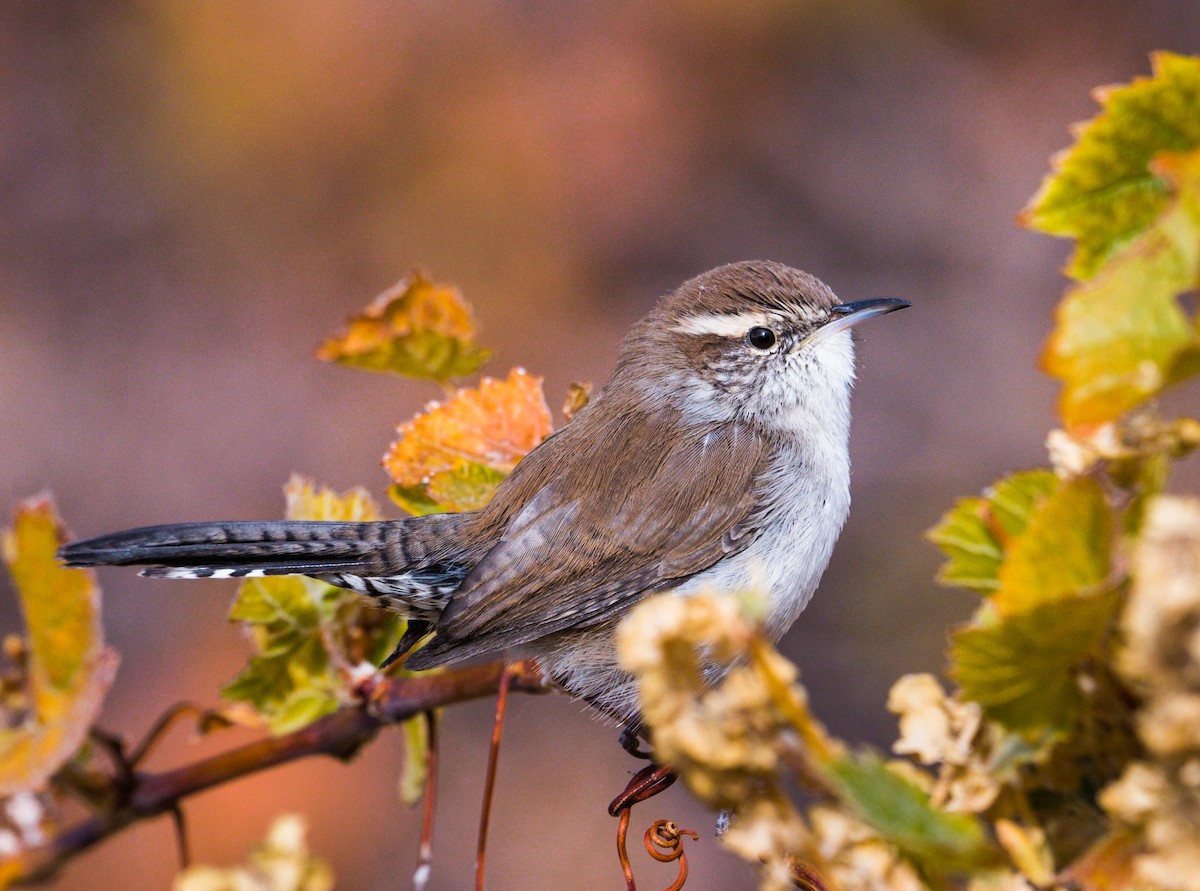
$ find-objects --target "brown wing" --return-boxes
[406,400,771,667]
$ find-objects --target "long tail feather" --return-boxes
[57,515,480,625]
[59,521,389,572]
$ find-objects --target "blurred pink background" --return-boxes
[2,3,1198,889]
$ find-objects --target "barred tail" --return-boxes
[57,515,470,582]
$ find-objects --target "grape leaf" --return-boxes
[383,368,552,514]
[222,578,345,734]
[927,470,1058,594]
[992,477,1112,616]
[316,272,491,382]
[951,591,1120,734]
[824,750,994,871]
[1041,149,1200,428]
[1021,52,1200,279]
[222,478,399,735]
[0,495,119,794]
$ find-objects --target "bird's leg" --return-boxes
[618,719,654,760]
[379,619,435,670]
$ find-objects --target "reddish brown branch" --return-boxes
[10,661,545,887]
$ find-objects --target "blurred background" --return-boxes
[2,2,1198,888]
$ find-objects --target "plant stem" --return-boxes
[10,662,545,887]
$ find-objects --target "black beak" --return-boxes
[832,298,911,317]
[823,298,910,335]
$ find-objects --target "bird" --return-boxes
[60,261,907,727]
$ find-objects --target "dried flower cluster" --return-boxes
[888,674,998,814]
[617,592,812,889]
[174,815,332,891]
[618,592,957,891]
[1100,497,1200,889]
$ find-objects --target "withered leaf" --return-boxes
[0,495,119,795]
[316,272,491,382]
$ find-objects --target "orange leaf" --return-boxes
[383,369,552,513]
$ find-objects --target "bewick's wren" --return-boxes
[61,261,907,723]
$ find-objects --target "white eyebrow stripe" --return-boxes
[673,312,778,337]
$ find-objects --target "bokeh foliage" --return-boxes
[0,51,1198,891]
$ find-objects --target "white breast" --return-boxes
[673,440,851,639]
[674,327,856,638]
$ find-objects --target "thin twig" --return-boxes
[616,807,636,891]
[475,663,517,891]
[10,662,545,887]
[412,710,438,891]
[128,703,207,768]
[169,805,190,870]
[643,820,696,891]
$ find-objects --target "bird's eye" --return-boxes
[747,327,777,350]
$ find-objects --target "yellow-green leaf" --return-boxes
[825,750,994,871]
[316,272,490,382]
[993,477,1112,615]
[951,591,1120,734]
[283,474,381,523]
[221,638,342,736]
[398,712,430,808]
[0,495,119,794]
[927,471,1058,594]
[1021,52,1200,279]
[1041,149,1200,427]
[392,461,506,515]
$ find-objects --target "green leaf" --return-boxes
[386,483,444,518]
[927,470,1058,594]
[1041,149,1200,427]
[926,497,1003,592]
[425,461,507,512]
[228,577,324,628]
[268,688,343,736]
[221,653,293,707]
[1021,52,1200,279]
[365,612,411,667]
[0,495,119,794]
[220,636,343,735]
[221,568,349,734]
[988,471,1060,537]
[825,750,994,871]
[951,591,1120,734]
[993,477,1112,615]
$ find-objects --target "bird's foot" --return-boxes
[618,720,654,760]
[607,762,677,817]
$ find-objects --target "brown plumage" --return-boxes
[59,260,908,722]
